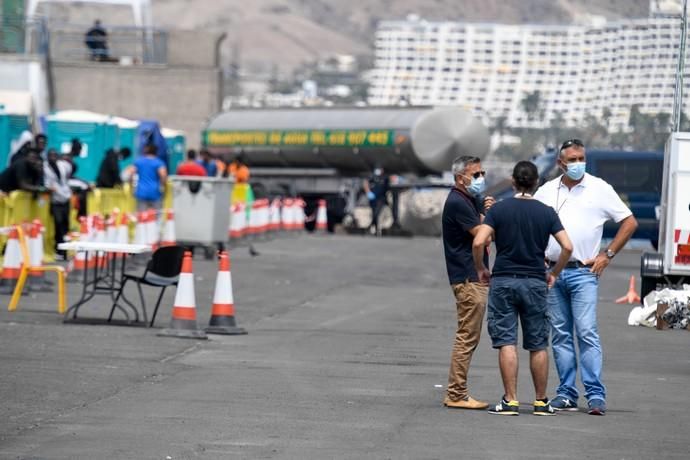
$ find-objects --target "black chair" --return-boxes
[109,245,185,327]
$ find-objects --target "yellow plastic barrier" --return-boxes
[5,191,56,263]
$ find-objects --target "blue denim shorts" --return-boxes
[487,276,549,351]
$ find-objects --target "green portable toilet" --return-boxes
[0,111,31,167]
[111,116,139,171]
[162,127,186,172]
[45,110,119,182]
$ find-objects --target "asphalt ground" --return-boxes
[0,234,688,459]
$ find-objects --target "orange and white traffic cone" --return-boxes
[134,211,146,245]
[205,251,247,335]
[145,209,159,250]
[117,213,130,245]
[0,226,23,294]
[615,275,642,304]
[316,199,328,232]
[67,217,90,282]
[270,198,282,232]
[157,251,207,339]
[161,209,176,247]
[281,198,294,231]
[28,221,52,292]
[295,198,306,231]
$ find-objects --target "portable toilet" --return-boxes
[162,127,186,173]
[110,116,139,171]
[0,91,33,166]
[45,110,119,182]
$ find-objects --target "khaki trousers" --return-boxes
[446,281,488,401]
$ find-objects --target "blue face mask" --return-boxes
[467,176,486,195]
[565,162,586,180]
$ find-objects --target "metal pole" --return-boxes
[673,0,688,132]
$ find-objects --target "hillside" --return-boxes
[39,0,652,75]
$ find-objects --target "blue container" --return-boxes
[0,109,31,167]
[162,128,186,173]
[45,111,119,182]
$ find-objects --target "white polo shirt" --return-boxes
[534,173,632,263]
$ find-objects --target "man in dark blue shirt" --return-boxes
[441,155,495,410]
[472,161,572,416]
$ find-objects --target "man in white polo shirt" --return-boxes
[534,139,638,416]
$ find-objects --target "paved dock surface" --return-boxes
[0,234,688,459]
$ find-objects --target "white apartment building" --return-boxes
[368,5,690,131]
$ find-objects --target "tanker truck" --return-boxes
[202,106,490,234]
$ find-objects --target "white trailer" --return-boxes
[641,132,690,296]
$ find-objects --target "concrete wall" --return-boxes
[51,62,219,147]
[0,54,50,116]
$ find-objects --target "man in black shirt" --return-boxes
[0,149,45,194]
[363,167,390,236]
[441,155,495,410]
[472,161,572,416]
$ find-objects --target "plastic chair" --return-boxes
[8,225,66,314]
[109,245,185,327]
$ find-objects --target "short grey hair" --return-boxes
[451,155,481,176]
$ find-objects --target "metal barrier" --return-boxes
[0,15,48,55]
[3,191,55,263]
[49,23,167,64]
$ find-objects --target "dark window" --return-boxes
[594,158,663,194]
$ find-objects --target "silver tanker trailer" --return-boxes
[202,106,490,234]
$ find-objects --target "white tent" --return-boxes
[25,0,153,28]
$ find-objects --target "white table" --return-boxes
[58,242,152,325]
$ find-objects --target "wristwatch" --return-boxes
[605,249,616,259]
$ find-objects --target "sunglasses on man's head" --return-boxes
[467,170,486,179]
[560,139,584,151]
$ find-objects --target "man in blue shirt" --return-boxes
[126,145,167,211]
[197,149,218,177]
[473,161,572,416]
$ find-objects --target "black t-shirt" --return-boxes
[368,174,390,200]
[0,159,43,193]
[96,151,122,188]
[484,197,564,279]
[442,187,488,284]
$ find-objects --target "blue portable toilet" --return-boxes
[0,94,33,166]
[45,110,119,182]
[162,127,186,173]
[110,116,139,171]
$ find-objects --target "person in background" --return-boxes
[34,134,48,159]
[362,166,390,236]
[96,147,132,187]
[472,161,572,416]
[0,148,45,195]
[43,149,73,260]
[176,149,207,176]
[125,144,167,211]
[197,149,218,177]
[441,155,495,410]
[534,138,638,416]
[8,131,33,165]
[85,19,110,61]
[228,154,250,183]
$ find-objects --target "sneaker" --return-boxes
[587,398,607,416]
[549,395,579,412]
[444,396,489,410]
[533,399,556,416]
[488,397,520,416]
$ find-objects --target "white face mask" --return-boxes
[564,162,586,180]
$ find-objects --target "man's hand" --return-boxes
[477,266,491,285]
[483,196,496,212]
[584,253,610,276]
[546,272,557,289]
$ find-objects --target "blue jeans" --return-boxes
[548,267,605,402]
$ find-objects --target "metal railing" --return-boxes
[48,22,167,65]
[0,15,49,55]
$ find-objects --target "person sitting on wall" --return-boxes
[96,147,132,188]
[85,19,110,61]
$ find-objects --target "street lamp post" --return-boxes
[672,0,689,132]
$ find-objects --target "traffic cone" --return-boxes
[295,198,306,231]
[28,221,52,292]
[145,209,159,250]
[134,211,146,245]
[281,198,294,231]
[117,213,130,245]
[615,275,642,304]
[0,226,23,295]
[205,251,247,335]
[161,209,176,246]
[67,217,90,282]
[157,251,207,339]
[270,198,282,231]
[94,215,108,268]
[316,199,328,231]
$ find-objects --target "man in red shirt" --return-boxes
[176,150,207,176]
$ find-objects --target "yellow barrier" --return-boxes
[4,191,56,263]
